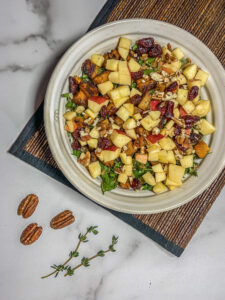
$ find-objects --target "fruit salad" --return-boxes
[62,36,216,194]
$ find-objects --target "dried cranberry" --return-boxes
[182,115,200,129]
[130,94,142,105]
[131,178,141,190]
[190,133,202,144]
[157,102,167,116]
[71,140,81,150]
[188,86,199,100]
[98,138,112,150]
[165,82,178,93]
[69,76,78,94]
[131,70,144,80]
[158,116,166,129]
[174,124,181,136]
[165,101,174,119]
[72,128,81,139]
[137,37,154,48]
[149,44,162,57]
[100,105,107,118]
[137,45,149,56]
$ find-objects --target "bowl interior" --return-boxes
[44,19,225,214]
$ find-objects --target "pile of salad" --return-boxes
[62,36,216,194]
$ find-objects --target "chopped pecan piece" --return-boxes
[73,90,88,107]
[136,78,157,93]
[78,151,91,167]
[82,59,98,79]
[80,81,98,97]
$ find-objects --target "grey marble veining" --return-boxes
[0,1,225,299]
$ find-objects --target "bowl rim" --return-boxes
[44,18,225,214]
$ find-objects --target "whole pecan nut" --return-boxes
[20,223,42,245]
[17,194,39,218]
[50,210,75,229]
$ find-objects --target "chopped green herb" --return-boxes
[151,89,155,95]
[132,43,138,51]
[142,184,154,191]
[67,132,71,137]
[147,57,155,65]
[72,150,82,158]
[61,93,73,99]
[180,58,187,68]
[89,125,94,130]
[81,73,89,82]
[138,59,144,65]
[113,83,118,88]
[144,68,158,75]
[65,102,73,109]
[76,113,83,117]
[131,82,137,88]
[185,167,198,176]
[113,160,123,170]
[98,67,105,74]
[72,103,77,111]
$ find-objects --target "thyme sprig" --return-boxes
[64,236,118,277]
[41,226,98,279]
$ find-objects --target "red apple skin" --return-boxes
[103,145,118,151]
[88,96,108,104]
[115,129,126,135]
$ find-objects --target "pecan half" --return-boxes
[20,223,42,245]
[17,194,39,218]
[50,210,75,229]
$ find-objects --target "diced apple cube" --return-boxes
[116,106,130,121]
[168,164,185,184]
[79,139,87,146]
[120,153,127,164]
[182,101,195,114]
[118,61,130,75]
[152,163,163,173]
[180,155,193,168]
[172,48,184,59]
[167,185,178,191]
[162,46,172,60]
[167,150,176,164]
[177,89,188,105]
[123,103,134,116]
[138,92,151,110]
[142,172,156,186]
[76,106,85,113]
[108,71,120,84]
[112,124,120,130]
[149,111,161,120]
[124,164,133,176]
[118,47,129,60]
[90,127,100,139]
[111,130,131,148]
[128,58,141,72]
[153,182,167,194]
[177,74,187,85]
[162,61,181,74]
[118,37,131,50]
[88,97,109,113]
[117,85,130,97]
[113,97,129,108]
[106,59,119,71]
[119,74,131,86]
[165,120,174,130]
[192,100,210,117]
[108,88,121,100]
[63,111,76,121]
[155,172,166,183]
[102,148,121,162]
[198,119,216,135]
[173,108,180,119]
[159,137,176,150]
[195,69,209,86]
[165,177,182,187]
[87,138,98,149]
[130,88,142,97]
[158,150,168,163]
[118,173,128,184]
[148,144,160,162]
[183,64,197,80]
[141,115,160,131]
[135,153,148,164]
[125,129,137,139]
[133,113,142,121]
[123,118,137,129]
[187,79,201,89]
[91,54,104,67]
[85,109,98,119]
[88,161,101,179]
[97,81,113,95]
[64,120,77,132]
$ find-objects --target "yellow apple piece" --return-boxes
[162,61,181,74]
[155,172,166,183]
[124,164,133,176]
[182,101,195,114]
[113,96,129,108]
[142,172,156,186]
[153,182,167,194]
[108,88,121,100]
[123,118,137,130]
[133,113,142,121]
[198,119,216,135]
[147,144,160,162]
[177,74,187,85]
[149,111,161,120]
[90,127,100,139]
[97,81,113,95]
[118,173,128,184]
[158,150,168,164]
[177,89,188,105]
[118,47,129,60]
[105,59,119,71]
[130,88,142,97]
[135,153,148,164]
[88,97,109,113]
[108,71,120,84]
[165,177,182,187]
[85,108,98,119]
[87,138,98,149]
[187,79,201,89]
[172,48,184,59]
[118,61,130,75]
[183,64,197,80]
[125,129,137,139]
[167,150,176,164]
[88,161,101,179]
[76,106,85,114]
[195,69,209,86]
[119,74,131,86]
[116,106,130,122]
[168,164,185,184]
[141,115,160,131]
[159,137,176,150]
[128,58,141,72]
[111,130,131,148]
[152,163,164,173]
[123,103,134,116]
[180,155,193,168]
[63,111,76,121]
[91,54,104,67]
[101,147,121,162]
[118,37,131,50]
[165,120,174,130]
[192,100,210,117]
[117,85,131,97]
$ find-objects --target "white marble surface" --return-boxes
[0,1,225,299]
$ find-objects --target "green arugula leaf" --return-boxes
[142,184,154,191]
[81,73,89,82]
[138,59,144,65]
[72,150,82,158]
[132,43,138,51]
[131,82,137,88]
[61,93,73,99]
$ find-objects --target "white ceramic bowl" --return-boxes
[44,19,225,214]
